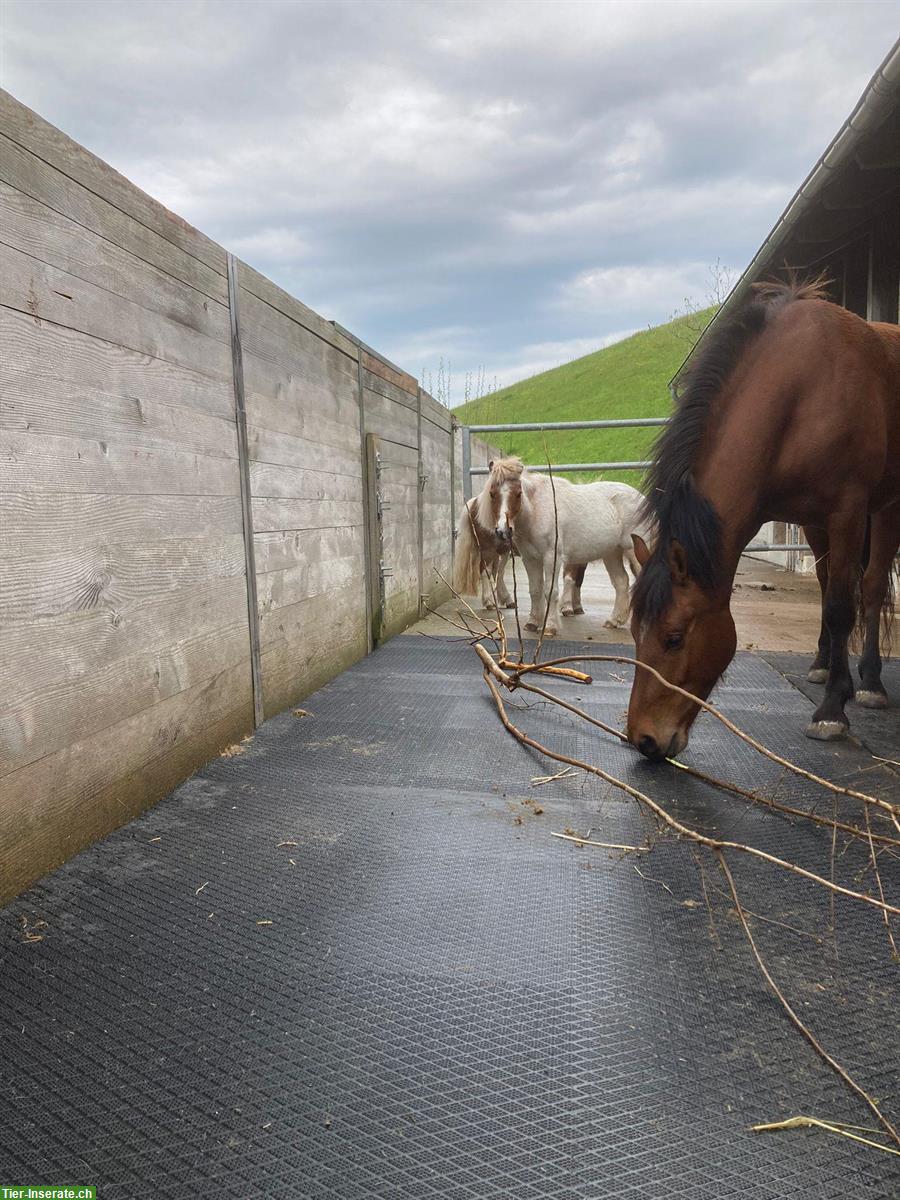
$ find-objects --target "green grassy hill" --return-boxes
[454,306,716,484]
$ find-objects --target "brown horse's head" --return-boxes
[477,457,525,546]
[626,514,735,762]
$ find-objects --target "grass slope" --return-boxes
[455,307,716,484]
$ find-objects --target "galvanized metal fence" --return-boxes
[459,418,811,560]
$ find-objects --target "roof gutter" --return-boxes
[670,36,900,391]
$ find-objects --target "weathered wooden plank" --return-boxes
[242,366,361,455]
[249,462,361,503]
[0,131,228,303]
[0,577,249,730]
[254,524,363,575]
[1,428,241,496]
[1,367,238,461]
[1,614,250,776]
[363,395,419,450]
[0,493,242,552]
[1,535,247,622]
[382,583,422,638]
[362,367,419,412]
[0,243,232,382]
[420,390,452,432]
[0,90,227,277]
[0,663,253,905]
[237,261,358,360]
[0,306,235,420]
[0,181,232,345]
[257,555,361,620]
[247,424,361,478]
[251,497,363,534]
[258,581,368,718]
[361,348,417,397]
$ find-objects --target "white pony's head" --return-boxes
[476,457,525,545]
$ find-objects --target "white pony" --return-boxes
[467,457,650,636]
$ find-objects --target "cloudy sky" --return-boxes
[1,1,897,401]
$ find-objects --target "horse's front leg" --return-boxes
[602,550,630,627]
[806,510,867,740]
[857,508,900,708]
[522,552,547,632]
[539,554,562,637]
[804,525,831,683]
[495,552,515,608]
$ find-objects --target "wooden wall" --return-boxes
[0,91,459,903]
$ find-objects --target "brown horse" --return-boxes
[627,280,900,760]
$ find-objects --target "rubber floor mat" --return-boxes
[1,638,897,1198]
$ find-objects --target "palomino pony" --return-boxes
[627,279,900,760]
[465,458,649,635]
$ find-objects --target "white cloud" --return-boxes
[556,262,721,318]
[1,0,896,388]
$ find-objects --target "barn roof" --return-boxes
[675,37,900,386]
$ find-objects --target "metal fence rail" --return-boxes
[460,418,667,501]
[460,417,812,556]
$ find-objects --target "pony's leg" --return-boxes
[496,553,515,608]
[572,564,586,614]
[603,551,631,628]
[540,554,562,637]
[480,563,494,609]
[625,548,640,579]
[522,552,547,631]
[560,564,577,616]
[856,508,900,708]
[805,525,830,683]
[806,510,867,741]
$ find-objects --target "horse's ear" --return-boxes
[668,539,689,585]
[488,460,494,470]
[631,534,650,567]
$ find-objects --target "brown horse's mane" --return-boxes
[633,275,832,625]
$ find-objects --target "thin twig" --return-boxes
[533,446,559,664]
[505,651,900,820]
[753,1115,900,1158]
[633,863,674,894]
[480,665,900,918]
[863,797,899,960]
[551,831,649,853]
[716,850,900,1148]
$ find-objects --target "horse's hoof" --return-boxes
[524,620,539,631]
[561,606,574,617]
[544,626,558,638]
[807,668,828,684]
[604,618,625,629]
[856,689,889,710]
[805,720,848,742]
[503,601,516,609]
[573,606,585,615]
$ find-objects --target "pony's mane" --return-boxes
[633,275,831,625]
[489,456,525,482]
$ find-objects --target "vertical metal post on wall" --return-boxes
[461,425,472,502]
[357,357,375,654]
[226,253,264,729]
[416,388,425,617]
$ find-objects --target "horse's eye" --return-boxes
[664,631,684,650]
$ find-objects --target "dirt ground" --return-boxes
[409,554,830,655]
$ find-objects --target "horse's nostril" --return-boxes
[637,735,660,760]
